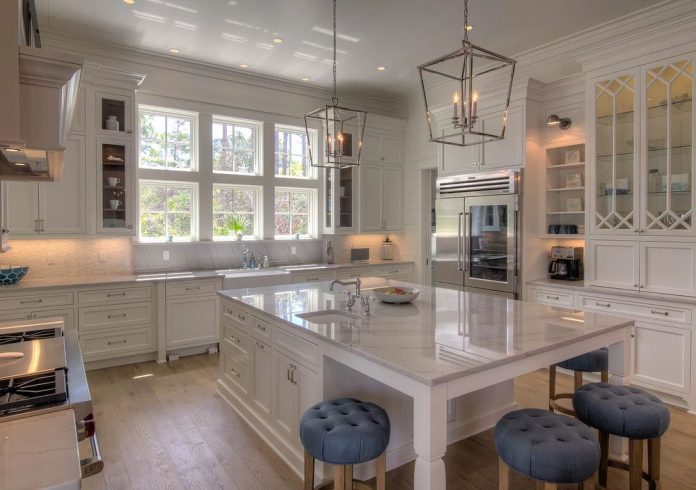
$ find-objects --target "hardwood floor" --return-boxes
[82,354,696,490]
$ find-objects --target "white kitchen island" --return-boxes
[217,278,634,490]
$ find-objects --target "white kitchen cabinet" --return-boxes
[166,295,218,350]
[631,321,691,394]
[359,164,402,231]
[360,132,402,164]
[252,338,273,420]
[0,307,74,329]
[382,135,403,165]
[2,135,87,236]
[639,241,696,295]
[440,136,482,175]
[95,91,134,137]
[586,239,639,290]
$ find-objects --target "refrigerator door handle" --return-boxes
[463,212,470,272]
[457,212,463,271]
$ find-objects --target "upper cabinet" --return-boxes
[96,92,134,137]
[589,57,696,237]
[360,131,402,165]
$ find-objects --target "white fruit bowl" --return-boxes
[372,286,420,304]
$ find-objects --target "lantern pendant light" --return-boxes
[417,0,516,147]
[305,0,366,169]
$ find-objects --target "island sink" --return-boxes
[295,310,361,325]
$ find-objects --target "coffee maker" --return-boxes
[549,246,583,281]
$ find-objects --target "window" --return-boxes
[139,180,197,242]
[139,106,196,170]
[213,117,261,175]
[213,184,261,240]
[275,188,315,238]
[275,126,316,179]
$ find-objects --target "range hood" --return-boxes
[0,1,83,182]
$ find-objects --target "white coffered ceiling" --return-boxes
[37,0,662,99]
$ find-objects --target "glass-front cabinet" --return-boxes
[642,59,694,233]
[592,72,639,233]
[323,167,356,233]
[97,138,132,232]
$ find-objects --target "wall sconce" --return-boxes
[546,114,572,130]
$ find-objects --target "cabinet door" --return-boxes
[480,107,523,169]
[360,132,382,163]
[165,296,218,349]
[360,164,383,231]
[631,321,691,394]
[639,241,696,295]
[41,135,87,234]
[586,239,639,290]
[96,92,134,136]
[272,350,298,442]
[642,58,695,235]
[591,72,640,234]
[440,139,481,175]
[2,181,40,235]
[382,135,402,164]
[97,138,133,234]
[252,339,273,420]
[383,166,403,230]
[295,362,319,448]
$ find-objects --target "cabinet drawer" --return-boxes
[221,302,254,330]
[78,286,151,305]
[0,291,74,311]
[530,288,574,307]
[221,342,251,397]
[79,302,153,333]
[578,295,691,325]
[375,264,414,278]
[249,315,272,342]
[166,279,220,297]
[80,327,155,360]
[273,327,318,368]
[221,319,253,355]
[292,271,335,283]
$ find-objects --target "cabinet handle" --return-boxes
[107,339,127,346]
[238,313,246,321]
[256,323,266,332]
[107,313,127,319]
[20,299,42,304]
[228,368,240,378]
[39,219,44,232]
[595,302,611,308]
[633,284,639,289]
[546,295,560,301]
[255,340,265,349]
[185,286,201,291]
[228,335,240,344]
[33,219,39,233]
[286,367,291,382]
[650,309,669,316]
[106,292,126,298]
[25,313,33,320]
[306,278,320,282]
[289,365,298,385]
[640,284,645,288]
[127,225,133,229]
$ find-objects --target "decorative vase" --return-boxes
[236,232,243,241]
[105,115,120,131]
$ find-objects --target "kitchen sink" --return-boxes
[295,310,361,325]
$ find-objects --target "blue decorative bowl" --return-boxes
[0,266,29,285]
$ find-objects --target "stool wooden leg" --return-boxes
[548,365,557,412]
[600,368,609,383]
[303,450,314,490]
[580,473,596,489]
[629,438,643,490]
[648,437,661,490]
[376,452,386,490]
[334,465,346,490]
[542,483,558,490]
[498,458,510,490]
[344,465,353,490]
[574,371,583,391]
[598,431,609,487]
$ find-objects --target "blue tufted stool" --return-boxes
[494,408,599,489]
[549,348,608,416]
[573,383,670,490]
[300,398,390,490]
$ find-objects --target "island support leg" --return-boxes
[608,327,632,460]
[413,384,448,490]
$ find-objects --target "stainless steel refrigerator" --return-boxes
[432,170,520,298]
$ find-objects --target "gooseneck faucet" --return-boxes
[329,277,361,297]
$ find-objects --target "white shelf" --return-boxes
[548,162,586,169]
[548,186,585,192]
[546,211,585,215]
[540,234,585,239]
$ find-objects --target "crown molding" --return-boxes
[41,31,394,116]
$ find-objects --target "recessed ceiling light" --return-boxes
[302,77,310,81]
[123,0,135,4]
[465,24,474,31]
[239,63,249,68]
[273,37,284,44]
[169,48,179,54]
[377,66,387,71]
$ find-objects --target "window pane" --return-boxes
[140,113,166,168]
[213,119,258,174]
[139,108,195,171]
[275,128,312,178]
[167,213,192,238]
[275,188,314,237]
[292,215,308,235]
[291,191,309,214]
[140,183,166,212]
[212,185,259,239]
[275,190,289,213]
[139,181,196,241]
[140,213,165,238]
[167,186,192,212]
[275,214,290,236]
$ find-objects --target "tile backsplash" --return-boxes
[0,238,132,280]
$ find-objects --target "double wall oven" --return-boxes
[432,170,521,298]
[0,318,103,479]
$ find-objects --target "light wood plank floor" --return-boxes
[82,354,696,490]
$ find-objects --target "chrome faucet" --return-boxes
[241,246,249,269]
[330,277,361,297]
[330,278,364,312]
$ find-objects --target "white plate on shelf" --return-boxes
[372,286,420,304]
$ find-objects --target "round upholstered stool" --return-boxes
[494,408,600,490]
[549,348,608,416]
[300,398,390,490]
[573,383,671,490]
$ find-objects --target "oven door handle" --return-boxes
[80,433,104,479]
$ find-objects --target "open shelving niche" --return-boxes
[544,142,586,239]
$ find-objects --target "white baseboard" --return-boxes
[85,351,157,370]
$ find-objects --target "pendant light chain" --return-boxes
[463,0,469,42]
[331,0,338,105]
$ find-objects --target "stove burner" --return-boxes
[0,327,63,345]
[0,370,67,414]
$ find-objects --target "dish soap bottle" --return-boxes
[381,235,394,260]
[326,240,334,264]
[262,255,270,269]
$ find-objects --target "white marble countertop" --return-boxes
[527,277,696,306]
[0,260,413,292]
[0,410,81,490]
[219,278,634,385]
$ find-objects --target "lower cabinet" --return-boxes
[252,339,273,419]
[0,307,75,329]
[631,321,692,394]
[166,295,218,349]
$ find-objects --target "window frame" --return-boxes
[212,183,263,241]
[274,186,317,239]
[274,124,318,180]
[212,115,264,176]
[138,105,198,172]
[138,179,199,243]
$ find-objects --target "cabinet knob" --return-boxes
[633,284,639,288]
